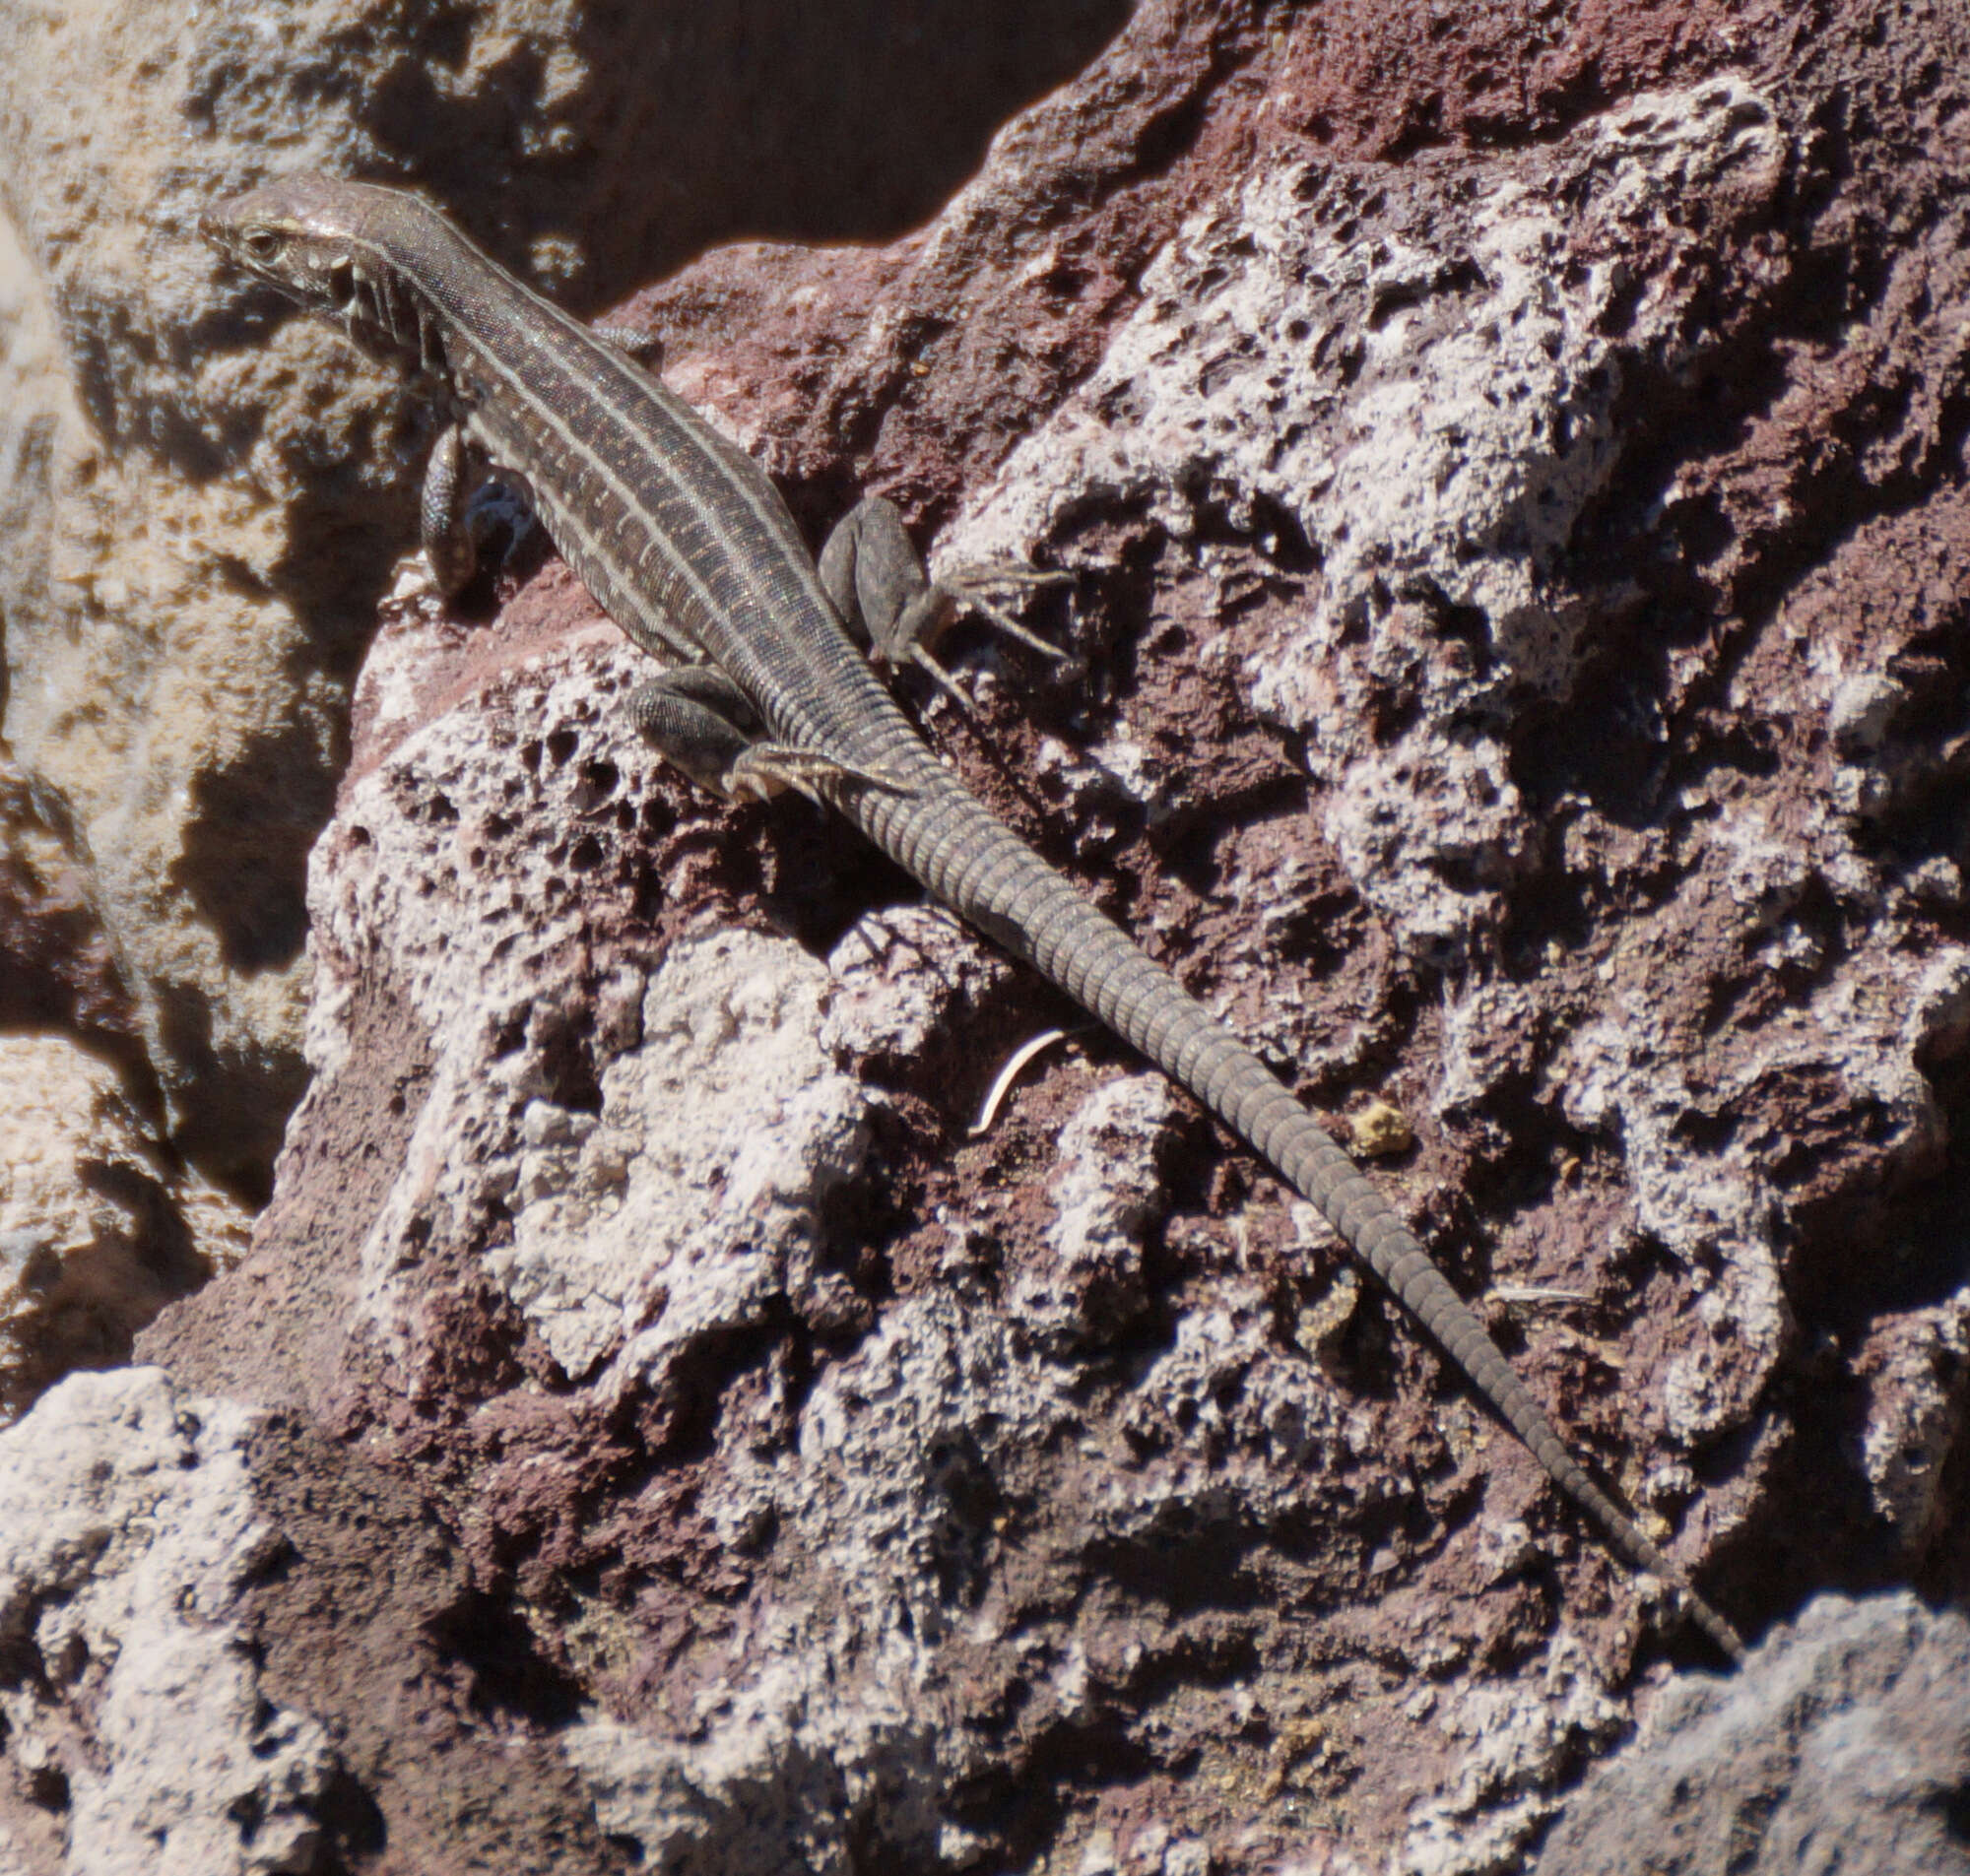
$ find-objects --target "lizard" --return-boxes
[199,174,1745,1663]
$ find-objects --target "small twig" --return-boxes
[967,1028,1072,1137]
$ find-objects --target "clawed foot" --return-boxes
[933,560,1074,664]
[895,560,1073,704]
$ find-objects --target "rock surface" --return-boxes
[1531,1593,1970,1876]
[1,0,1967,1871]
[0,1034,239,1420]
[0,1369,343,1876]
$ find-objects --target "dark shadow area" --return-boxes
[429,1588,589,1729]
[0,775,155,1098]
[345,0,1136,299]
[314,1769,390,1869]
[148,973,306,1203]
[171,718,341,977]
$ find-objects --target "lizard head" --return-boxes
[200,176,454,369]
[198,175,378,317]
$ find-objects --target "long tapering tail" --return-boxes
[855,764,1745,1662]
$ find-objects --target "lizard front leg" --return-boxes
[628,665,905,805]
[818,496,1068,702]
[418,420,540,600]
[419,421,482,599]
[423,330,653,599]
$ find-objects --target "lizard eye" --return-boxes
[240,227,283,262]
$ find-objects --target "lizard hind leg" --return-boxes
[818,496,1071,698]
[628,666,905,805]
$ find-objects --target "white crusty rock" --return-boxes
[956,80,1786,956]
[506,926,875,1389]
[0,1368,337,1875]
